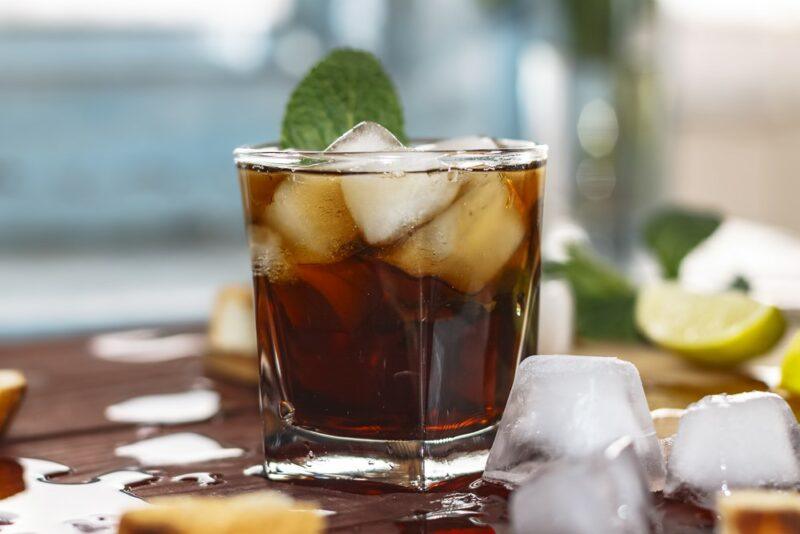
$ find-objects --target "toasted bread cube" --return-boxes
[718,490,800,534]
[208,285,258,357]
[118,491,324,534]
[0,370,26,435]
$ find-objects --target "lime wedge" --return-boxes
[636,283,785,365]
[780,332,800,395]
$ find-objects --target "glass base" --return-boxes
[263,424,496,491]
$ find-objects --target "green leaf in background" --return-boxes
[545,245,639,342]
[729,275,751,293]
[280,49,407,150]
[643,207,722,279]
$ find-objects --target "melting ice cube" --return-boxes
[509,438,654,534]
[484,355,665,489]
[665,391,800,508]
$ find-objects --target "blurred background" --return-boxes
[2,0,800,338]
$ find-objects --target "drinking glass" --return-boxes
[235,141,547,489]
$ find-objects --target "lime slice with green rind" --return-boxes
[636,283,785,366]
[780,332,800,395]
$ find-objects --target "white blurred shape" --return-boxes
[274,28,323,78]
[542,220,590,263]
[89,330,206,363]
[0,0,294,32]
[537,280,574,354]
[576,158,616,201]
[331,0,387,51]
[105,390,220,425]
[665,391,800,508]
[517,43,570,222]
[0,0,294,72]
[115,433,244,466]
[658,0,800,236]
[577,99,619,158]
[421,136,499,151]
[680,218,800,310]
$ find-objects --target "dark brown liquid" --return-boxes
[242,165,544,441]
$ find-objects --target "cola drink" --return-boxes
[236,135,546,489]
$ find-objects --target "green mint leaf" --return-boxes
[280,48,407,150]
[729,275,751,293]
[547,244,639,342]
[643,207,722,279]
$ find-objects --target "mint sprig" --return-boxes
[280,49,407,150]
[643,207,721,279]
[545,245,639,342]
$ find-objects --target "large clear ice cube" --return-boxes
[326,122,462,245]
[509,438,654,534]
[665,391,800,508]
[484,355,665,489]
[381,177,526,293]
[263,174,358,264]
[340,171,460,245]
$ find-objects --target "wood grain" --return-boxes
[0,330,716,533]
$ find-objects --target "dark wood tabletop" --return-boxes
[0,329,717,533]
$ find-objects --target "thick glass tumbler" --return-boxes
[235,141,547,489]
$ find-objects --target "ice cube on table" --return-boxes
[381,177,526,293]
[341,172,460,245]
[263,174,358,264]
[665,391,800,508]
[484,355,665,490]
[325,121,405,152]
[510,437,654,534]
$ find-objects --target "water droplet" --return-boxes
[515,292,526,317]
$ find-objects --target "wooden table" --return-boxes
[0,329,716,533]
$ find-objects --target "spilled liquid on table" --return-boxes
[170,472,223,487]
[0,457,154,533]
[105,390,220,425]
[115,432,244,466]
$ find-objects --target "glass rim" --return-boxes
[233,138,548,172]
